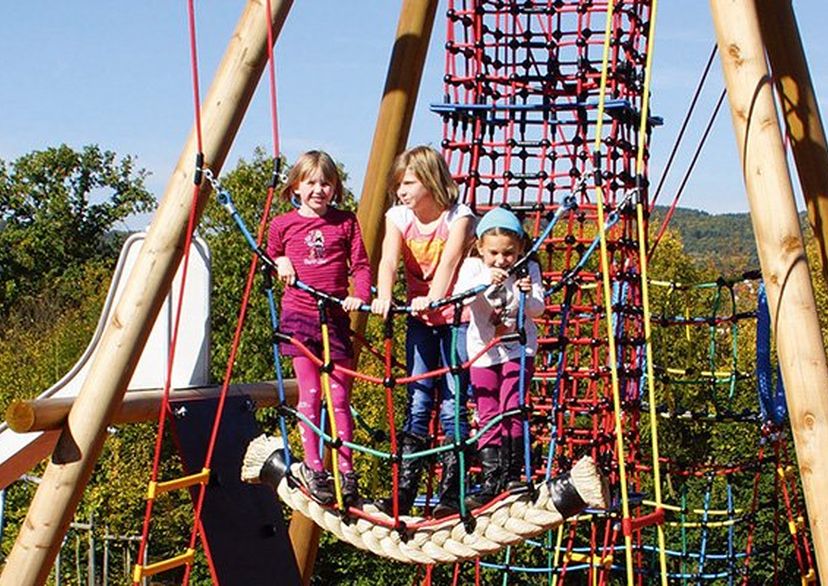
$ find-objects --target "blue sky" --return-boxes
[1,2,826,231]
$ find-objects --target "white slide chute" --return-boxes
[0,233,211,488]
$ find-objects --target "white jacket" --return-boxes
[454,257,545,367]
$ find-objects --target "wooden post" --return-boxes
[709,0,828,579]
[755,0,828,285]
[0,2,294,584]
[287,1,438,584]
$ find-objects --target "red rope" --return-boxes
[648,89,727,259]
[183,3,283,581]
[135,0,205,578]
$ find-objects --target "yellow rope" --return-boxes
[320,321,344,509]
[633,0,668,582]
[591,1,634,583]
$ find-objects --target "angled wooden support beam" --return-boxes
[0,2,294,584]
[756,0,828,286]
[710,1,828,581]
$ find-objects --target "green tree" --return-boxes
[0,144,154,314]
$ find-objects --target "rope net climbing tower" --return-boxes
[438,0,659,580]
[434,1,815,583]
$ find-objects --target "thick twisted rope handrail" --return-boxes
[242,435,607,565]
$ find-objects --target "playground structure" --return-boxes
[1,1,828,585]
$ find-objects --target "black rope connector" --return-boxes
[390,452,403,465]
[338,507,355,525]
[371,429,388,443]
[462,513,477,534]
[261,268,274,291]
[395,521,410,543]
[517,329,527,345]
[549,470,587,520]
[328,437,343,450]
[276,403,297,422]
[450,364,465,376]
[272,330,291,344]
[256,246,278,272]
[194,152,204,185]
[270,158,283,189]
[260,448,290,491]
[320,361,335,374]
[383,376,396,388]
[500,332,521,343]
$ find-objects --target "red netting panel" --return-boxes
[439,0,653,581]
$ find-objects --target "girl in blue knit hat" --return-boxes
[454,207,545,509]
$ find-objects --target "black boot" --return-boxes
[376,433,427,515]
[503,435,527,491]
[433,445,463,519]
[464,445,502,510]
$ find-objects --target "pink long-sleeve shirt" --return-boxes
[267,208,372,316]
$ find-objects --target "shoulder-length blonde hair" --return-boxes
[280,150,344,204]
[387,145,458,210]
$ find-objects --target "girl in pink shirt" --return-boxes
[371,146,474,518]
[267,151,371,507]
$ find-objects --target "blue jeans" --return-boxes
[402,317,470,439]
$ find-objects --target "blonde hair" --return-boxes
[281,150,344,204]
[387,145,458,210]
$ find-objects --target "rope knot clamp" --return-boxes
[328,437,343,450]
[319,361,335,374]
[390,452,403,465]
[382,375,396,388]
[449,364,464,376]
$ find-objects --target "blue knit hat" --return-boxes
[475,207,524,238]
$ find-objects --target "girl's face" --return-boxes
[295,167,335,216]
[477,232,523,270]
[396,168,433,212]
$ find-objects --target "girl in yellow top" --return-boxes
[371,146,474,518]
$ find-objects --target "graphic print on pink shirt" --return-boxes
[304,229,326,264]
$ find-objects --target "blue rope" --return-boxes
[756,282,787,425]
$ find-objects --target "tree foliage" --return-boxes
[0,144,154,313]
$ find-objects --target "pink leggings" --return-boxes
[471,360,534,449]
[293,356,354,473]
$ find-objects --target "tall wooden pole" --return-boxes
[709,0,828,579]
[286,1,438,584]
[0,2,294,584]
[355,0,438,266]
[755,0,828,286]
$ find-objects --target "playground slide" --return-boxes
[0,233,211,488]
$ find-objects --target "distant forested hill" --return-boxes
[650,207,758,273]
[649,206,812,275]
